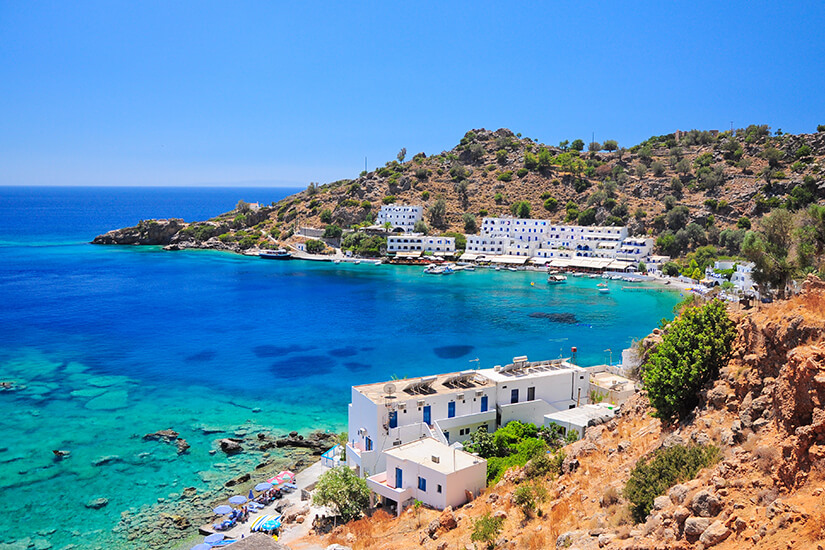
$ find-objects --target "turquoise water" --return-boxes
[0,187,680,548]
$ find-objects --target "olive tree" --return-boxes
[312,466,370,522]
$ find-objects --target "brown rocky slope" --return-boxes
[295,276,825,550]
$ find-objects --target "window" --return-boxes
[366,437,373,451]
[418,476,427,491]
[511,388,519,404]
[437,484,442,494]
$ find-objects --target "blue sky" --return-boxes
[1,1,824,187]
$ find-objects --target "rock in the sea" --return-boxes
[32,539,51,550]
[219,439,242,454]
[176,439,190,454]
[85,497,109,510]
[92,218,187,246]
[143,429,179,442]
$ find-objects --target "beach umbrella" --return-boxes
[213,505,232,515]
[254,482,272,492]
[228,495,247,505]
[204,533,225,544]
[191,544,211,550]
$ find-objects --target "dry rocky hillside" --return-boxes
[291,275,825,550]
[94,126,825,263]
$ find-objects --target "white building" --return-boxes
[731,262,756,293]
[346,357,589,478]
[465,217,634,263]
[544,403,617,439]
[376,205,423,233]
[614,237,654,263]
[387,234,456,255]
[365,437,486,516]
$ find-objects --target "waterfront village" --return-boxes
[282,203,757,297]
[185,203,759,548]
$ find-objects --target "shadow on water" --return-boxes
[185,350,217,362]
[343,362,371,372]
[329,346,358,358]
[269,355,335,379]
[253,344,316,358]
[433,345,475,359]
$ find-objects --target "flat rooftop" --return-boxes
[478,358,583,383]
[354,370,491,404]
[590,371,636,392]
[384,437,484,474]
[545,403,616,426]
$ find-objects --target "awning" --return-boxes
[486,255,530,265]
[433,251,455,256]
[530,258,550,265]
[459,252,479,261]
[395,251,422,258]
[608,260,635,270]
[549,259,572,268]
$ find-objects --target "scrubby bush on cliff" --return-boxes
[642,299,735,420]
[471,513,504,550]
[312,466,369,523]
[624,444,720,522]
[319,209,332,223]
[305,239,325,254]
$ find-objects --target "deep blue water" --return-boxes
[0,186,680,548]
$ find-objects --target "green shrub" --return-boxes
[517,168,529,178]
[312,466,370,522]
[269,228,281,240]
[319,209,333,223]
[306,239,325,254]
[339,199,360,207]
[642,300,735,420]
[543,197,558,211]
[462,213,477,233]
[524,151,539,170]
[382,195,396,204]
[471,513,504,550]
[415,167,428,180]
[624,444,720,522]
[421,191,430,200]
[577,208,596,226]
[514,483,548,518]
[361,200,372,210]
[494,192,504,204]
[496,149,508,164]
[478,209,488,216]
[574,178,590,193]
[818,124,825,132]
[497,171,513,182]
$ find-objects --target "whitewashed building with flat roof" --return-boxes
[544,403,617,439]
[387,234,455,255]
[366,437,486,516]
[376,205,423,233]
[346,357,589,478]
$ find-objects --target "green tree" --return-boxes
[737,216,751,230]
[603,139,619,152]
[543,197,558,211]
[523,151,539,170]
[513,483,548,518]
[305,239,326,254]
[413,220,429,235]
[642,300,735,420]
[651,161,666,177]
[463,213,477,233]
[312,465,370,522]
[537,148,553,169]
[570,139,585,152]
[577,208,596,226]
[558,139,570,151]
[397,147,407,163]
[666,205,690,230]
[428,198,447,229]
[742,209,795,295]
[588,141,602,152]
[323,224,343,238]
[762,146,783,168]
[471,513,504,550]
[510,200,532,218]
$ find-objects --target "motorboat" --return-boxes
[547,274,567,284]
[598,286,610,294]
[259,249,292,260]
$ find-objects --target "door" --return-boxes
[423,405,431,425]
[527,386,535,401]
[481,395,488,412]
[395,467,403,489]
[448,401,456,418]
[511,388,519,404]
[389,410,398,429]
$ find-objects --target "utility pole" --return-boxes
[365,157,367,173]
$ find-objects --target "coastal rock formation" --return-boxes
[143,428,190,455]
[275,431,335,454]
[219,438,243,454]
[85,497,108,510]
[93,218,186,245]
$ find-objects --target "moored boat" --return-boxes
[547,274,567,284]
[259,249,292,260]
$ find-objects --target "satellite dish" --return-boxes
[383,383,396,396]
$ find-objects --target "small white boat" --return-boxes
[547,274,567,284]
[507,267,518,272]
[598,286,610,294]
[424,264,444,274]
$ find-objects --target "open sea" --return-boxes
[0,186,681,548]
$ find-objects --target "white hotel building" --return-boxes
[375,204,423,233]
[346,357,589,479]
[387,234,456,255]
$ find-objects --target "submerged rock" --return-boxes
[219,439,243,454]
[85,497,109,510]
[85,390,129,410]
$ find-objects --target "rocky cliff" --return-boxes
[305,277,825,550]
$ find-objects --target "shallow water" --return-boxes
[0,187,680,548]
